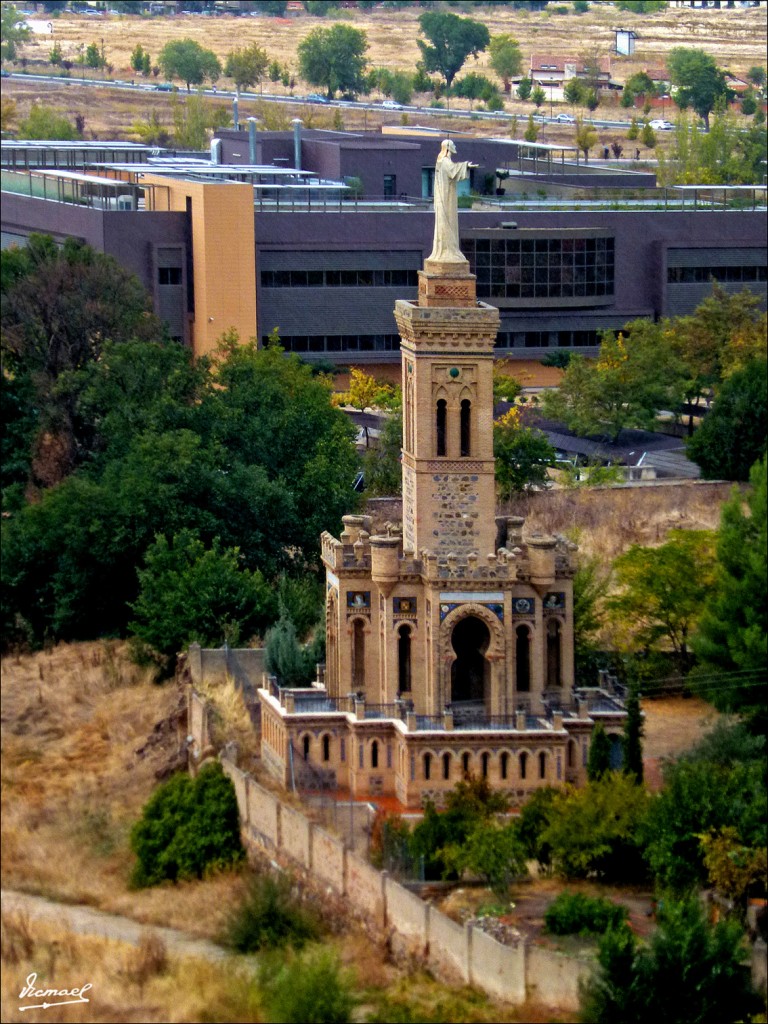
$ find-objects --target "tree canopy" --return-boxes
[1,240,359,655]
[692,457,767,732]
[297,23,368,99]
[158,38,222,92]
[488,33,522,94]
[686,359,767,481]
[224,43,269,95]
[1,3,30,62]
[417,11,490,90]
[494,408,556,498]
[667,47,728,129]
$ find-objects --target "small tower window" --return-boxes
[424,753,432,780]
[539,752,547,780]
[462,752,471,776]
[520,751,528,780]
[443,752,451,780]
[500,752,509,780]
[481,751,489,778]
[460,399,471,456]
[371,740,379,769]
[436,399,447,456]
[302,735,310,761]
[322,734,331,762]
[398,625,412,693]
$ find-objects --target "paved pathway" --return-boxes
[1,889,232,963]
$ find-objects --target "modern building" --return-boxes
[1,131,766,373]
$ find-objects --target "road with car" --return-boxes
[2,71,698,134]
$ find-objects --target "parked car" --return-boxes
[648,119,674,130]
[381,100,403,110]
[554,112,576,123]
[154,82,174,92]
[305,93,329,104]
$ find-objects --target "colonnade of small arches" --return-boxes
[418,747,558,785]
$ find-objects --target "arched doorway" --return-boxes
[516,625,531,692]
[450,616,490,706]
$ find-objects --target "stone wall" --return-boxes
[190,689,592,1011]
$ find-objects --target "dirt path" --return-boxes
[1,889,232,963]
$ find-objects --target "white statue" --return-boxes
[428,139,478,264]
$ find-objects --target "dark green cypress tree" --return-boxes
[587,722,612,781]
[623,684,644,783]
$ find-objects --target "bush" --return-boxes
[258,947,356,1024]
[223,872,320,952]
[130,763,244,888]
[545,890,629,936]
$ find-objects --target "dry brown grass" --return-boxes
[7,5,765,140]
[0,641,248,938]
[502,480,733,564]
[1,912,263,1024]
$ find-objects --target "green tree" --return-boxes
[1,3,30,62]
[541,322,686,441]
[49,41,62,66]
[692,458,767,731]
[361,408,402,497]
[130,763,244,888]
[416,10,489,91]
[523,112,538,142]
[224,42,269,96]
[514,786,559,870]
[531,85,546,109]
[171,91,231,150]
[686,360,767,481]
[624,71,655,103]
[131,44,151,76]
[667,47,728,130]
[84,41,105,70]
[1,236,160,488]
[488,33,522,95]
[129,530,274,673]
[264,611,315,688]
[516,76,532,101]
[542,773,648,882]
[586,722,612,781]
[642,727,766,892]
[158,38,221,92]
[563,77,584,107]
[223,873,320,953]
[579,899,761,1024]
[575,116,598,161]
[627,116,640,140]
[442,820,527,898]
[16,102,79,140]
[640,121,656,148]
[572,554,610,683]
[297,23,368,99]
[494,410,556,498]
[258,947,356,1024]
[622,684,644,783]
[608,530,718,672]
[699,827,767,912]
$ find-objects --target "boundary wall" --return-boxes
[189,689,590,1010]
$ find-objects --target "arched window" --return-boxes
[516,625,531,692]
[460,398,471,456]
[442,752,451,780]
[398,625,412,693]
[322,734,331,762]
[424,753,432,780]
[520,751,528,780]
[547,619,562,688]
[352,619,365,690]
[567,739,576,768]
[462,752,471,776]
[302,735,310,761]
[481,751,489,779]
[371,740,379,769]
[500,752,509,780]
[539,751,547,780]
[436,399,447,457]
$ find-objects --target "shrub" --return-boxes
[258,947,356,1024]
[130,763,244,888]
[223,873,320,952]
[545,890,629,936]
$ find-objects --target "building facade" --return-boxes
[258,220,627,809]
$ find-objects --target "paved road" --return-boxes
[1,889,232,962]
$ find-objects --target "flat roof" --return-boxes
[673,184,767,191]
[1,140,154,152]
[13,168,139,187]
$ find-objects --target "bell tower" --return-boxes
[395,254,500,560]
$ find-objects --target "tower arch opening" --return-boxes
[450,615,491,706]
[516,624,531,693]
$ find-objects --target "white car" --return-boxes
[554,112,576,123]
[381,100,403,110]
[648,119,674,131]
